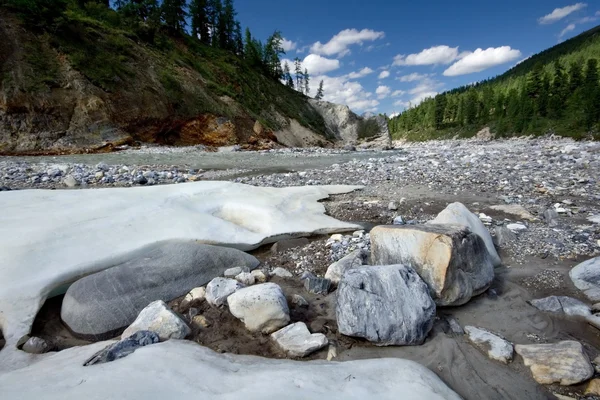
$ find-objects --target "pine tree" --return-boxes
[190,0,209,43]
[206,0,222,47]
[263,30,284,79]
[218,0,236,50]
[583,58,600,129]
[464,90,478,124]
[434,94,447,129]
[548,61,567,119]
[315,80,324,100]
[294,57,303,90]
[303,68,310,95]
[161,0,187,33]
[283,62,294,89]
[568,59,584,93]
[233,21,243,55]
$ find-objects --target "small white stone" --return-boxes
[271,322,328,357]
[330,234,343,242]
[272,267,293,278]
[388,202,398,211]
[122,300,190,341]
[506,223,527,232]
[464,326,513,364]
[205,277,244,307]
[291,294,309,308]
[235,272,255,285]
[224,267,243,278]
[251,269,267,283]
[181,287,206,308]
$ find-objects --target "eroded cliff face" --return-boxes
[308,99,391,148]
[0,10,389,154]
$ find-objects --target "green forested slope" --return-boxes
[389,26,600,141]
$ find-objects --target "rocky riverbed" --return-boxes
[2,136,600,400]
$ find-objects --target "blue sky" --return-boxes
[235,1,600,116]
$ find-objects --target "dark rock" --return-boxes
[84,330,160,366]
[304,276,331,295]
[543,209,559,227]
[493,226,517,248]
[61,241,259,340]
[336,264,436,346]
[270,238,310,254]
[135,175,148,185]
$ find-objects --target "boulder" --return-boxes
[464,326,513,364]
[430,202,501,266]
[515,341,593,385]
[529,296,591,318]
[61,242,257,340]
[336,264,436,346]
[122,300,190,341]
[325,249,368,284]
[569,257,600,302]
[206,277,244,307]
[370,224,494,306]
[0,340,463,400]
[506,223,527,232]
[271,322,328,357]
[227,283,290,333]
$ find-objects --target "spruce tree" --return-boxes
[162,0,187,33]
[190,0,209,43]
[303,68,310,95]
[206,0,222,47]
[283,62,294,89]
[315,80,324,100]
[583,58,600,129]
[294,57,303,90]
[568,59,584,93]
[434,94,446,129]
[548,61,567,119]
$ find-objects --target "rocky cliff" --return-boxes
[0,8,389,154]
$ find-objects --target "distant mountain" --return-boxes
[389,25,600,141]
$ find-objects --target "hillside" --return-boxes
[0,1,388,154]
[389,25,600,141]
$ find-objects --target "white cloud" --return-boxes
[393,77,443,108]
[392,90,405,97]
[559,23,577,38]
[443,46,522,76]
[389,112,400,118]
[538,3,587,24]
[376,85,391,99]
[311,29,385,57]
[301,54,341,75]
[281,38,297,52]
[393,45,459,66]
[378,70,390,79]
[346,67,374,79]
[308,74,379,112]
[397,72,431,82]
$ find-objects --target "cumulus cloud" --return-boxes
[443,46,522,76]
[311,29,385,57]
[378,70,390,79]
[392,77,443,108]
[308,74,379,112]
[538,3,587,24]
[393,45,459,66]
[281,38,297,52]
[392,90,405,97]
[301,54,341,75]
[346,67,374,79]
[559,24,577,38]
[376,85,391,99]
[397,72,431,82]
